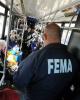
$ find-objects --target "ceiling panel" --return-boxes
[6,0,80,21]
[6,0,22,15]
[22,0,80,18]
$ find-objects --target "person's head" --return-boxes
[0,40,6,50]
[31,27,35,33]
[27,27,31,33]
[43,22,61,46]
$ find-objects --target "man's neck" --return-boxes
[44,40,60,46]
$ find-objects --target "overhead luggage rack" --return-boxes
[61,27,80,31]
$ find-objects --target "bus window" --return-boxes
[0,0,6,5]
[65,30,72,45]
[57,23,62,27]
[61,29,68,44]
[5,17,9,38]
[61,23,75,45]
[65,23,75,45]
[64,23,70,27]
[70,23,75,27]
[0,6,5,13]
[0,16,4,38]
[0,5,5,38]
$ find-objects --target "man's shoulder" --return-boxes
[22,50,41,63]
[29,50,40,57]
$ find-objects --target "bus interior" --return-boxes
[0,0,80,99]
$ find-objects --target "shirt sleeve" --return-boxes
[13,52,37,89]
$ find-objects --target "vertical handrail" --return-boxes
[20,17,26,51]
[7,0,14,50]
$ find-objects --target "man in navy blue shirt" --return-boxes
[13,22,79,100]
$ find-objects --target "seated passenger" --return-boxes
[0,40,6,64]
[0,40,6,79]
[13,22,79,100]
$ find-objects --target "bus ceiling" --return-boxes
[5,0,80,22]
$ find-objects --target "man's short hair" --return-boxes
[45,22,61,38]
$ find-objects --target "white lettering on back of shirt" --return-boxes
[48,59,54,74]
[48,59,72,75]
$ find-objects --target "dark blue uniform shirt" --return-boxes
[13,43,79,100]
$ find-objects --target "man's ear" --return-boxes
[44,33,47,40]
